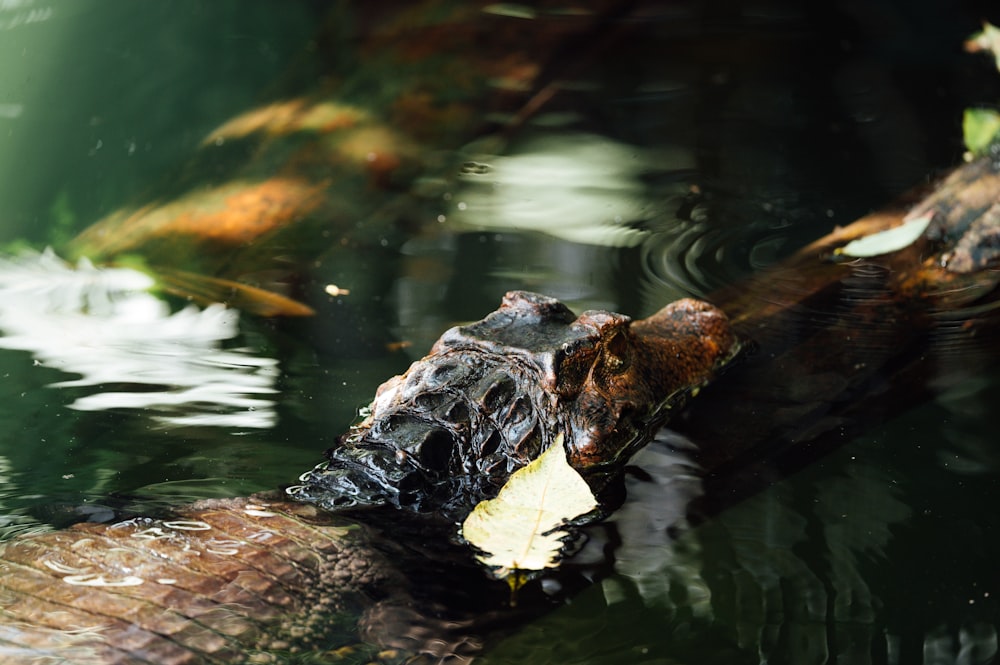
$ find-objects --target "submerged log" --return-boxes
[680,155,1000,506]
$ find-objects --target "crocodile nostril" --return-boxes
[397,471,424,508]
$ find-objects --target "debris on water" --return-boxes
[324,284,351,296]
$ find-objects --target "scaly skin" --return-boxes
[0,497,404,664]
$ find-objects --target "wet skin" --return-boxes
[293,291,739,519]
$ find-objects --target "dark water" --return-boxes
[1,1,1000,663]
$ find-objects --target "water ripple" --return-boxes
[638,219,788,306]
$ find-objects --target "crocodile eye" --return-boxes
[601,330,631,374]
[555,344,590,397]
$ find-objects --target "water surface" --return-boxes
[0,1,999,663]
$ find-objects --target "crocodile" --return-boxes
[0,291,739,664]
[290,290,738,519]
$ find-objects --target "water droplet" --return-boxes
[163,520,212,531]
[63,573,143,587]
[243,509,276,518]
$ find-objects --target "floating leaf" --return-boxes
[963,108,1000,157]
[836,212,933,258]
[461,433,598,578]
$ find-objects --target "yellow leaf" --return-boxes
[461,433,598,578]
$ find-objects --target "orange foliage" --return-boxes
[145,178,329,245]
[72,178,330,258]
[201,99,367,145]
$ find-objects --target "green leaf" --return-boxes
[963,108,1000,157]
[461,433,598,578]
[836,211,933,258]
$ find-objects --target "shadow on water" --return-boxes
[482,374,1000,664]
[0,0,998,663]
[576,326,1000,655]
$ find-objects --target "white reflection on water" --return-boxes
[0,0,52,31]
[448,132,691,247]
[0,249,278,428]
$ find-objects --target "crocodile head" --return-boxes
[292,291,738,519]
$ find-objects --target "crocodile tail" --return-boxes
[0,497,400,664]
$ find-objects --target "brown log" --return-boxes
[676,156,1000,505]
